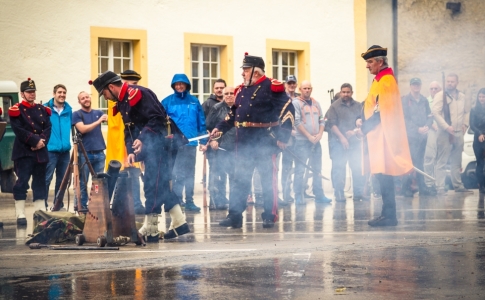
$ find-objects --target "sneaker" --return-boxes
[185,202,201,212]
[368,216,398,227]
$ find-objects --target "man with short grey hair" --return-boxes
[432,73,471,193]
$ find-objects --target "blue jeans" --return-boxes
[45,151,70,207]
[79,151,106,208]
[293,140,324,198]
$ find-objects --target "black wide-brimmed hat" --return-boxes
[361,45,387,60]
[20,78,36,92]
[91,71,121,94]
[120,70,142,81]
[241,52,265,71]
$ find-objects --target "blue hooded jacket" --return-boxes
[161,74,207,146]
[44,98,72,152]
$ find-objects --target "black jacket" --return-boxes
[207,101,236,151]
[202,94,222,118]
[470,104,485,140]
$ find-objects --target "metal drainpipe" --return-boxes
[392,0,398,79]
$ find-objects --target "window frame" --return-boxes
[271,50,299,82]
[190,44,221,102]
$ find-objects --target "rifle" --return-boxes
[442,72,453,142]
[52,133,95,212]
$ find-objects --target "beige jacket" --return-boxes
[431,90,470,132]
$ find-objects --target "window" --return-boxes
[191,45,220,102]
[272,50,298,81]
[98,39,133,110]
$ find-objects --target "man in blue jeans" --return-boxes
[44,84,72,210]
[292,81,331,205]
[161,74,207,212]
[72,91,108,209]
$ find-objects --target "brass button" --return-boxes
[34,130,37,133]
[32,122,34,125]
[247,114,249,117]
[237,115,239,117]
[250,104,252,106]
[239,105,241,107]
[40,114,42,117]
[28,116,31,118]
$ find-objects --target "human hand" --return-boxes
[209,140,219,150]
[32,139,46,151]
[479,135,485,143]
[127,154,136,165]
[199,144,208,152]
[277,140,287,150]
[133,139,143,155]
[99,114,108,123]
[345,130,355,138]
[339,136,349,149]
[418,126,429,135]
[432,123,438,131]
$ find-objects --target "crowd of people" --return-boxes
[2,45,485,238]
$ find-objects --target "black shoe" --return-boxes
[315,195,332,203]
[403,189,414,198]
[278,198,288,207]
[215,204,228,210]
[219,216,242,228]
[262,219,275,228]
[420,187,437,196]
[284,195,294,203]
[17,218,27,226]
[368,216,398,227]
[134,206,145,215]
[164,223,190,239]
[0,221,3,228]
[146,234,160,243]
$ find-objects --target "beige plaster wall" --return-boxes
[397,0,485,102]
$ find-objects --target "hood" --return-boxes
[45,97,72,112]
[170,74,192,98]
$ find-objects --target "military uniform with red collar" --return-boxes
[9,80,52,207]
[216,54,295,228]
[113,82,186,215]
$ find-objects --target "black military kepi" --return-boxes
[120,69,142,81]
[241,52,265,72]
[20,78,36,92]
[91,71,122,94]
[361,45,387,60]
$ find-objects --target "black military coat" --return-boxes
[216,76,294,146]
[113,83,187,158]
[9,101,52,162]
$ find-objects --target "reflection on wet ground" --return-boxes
[0,192,484,299]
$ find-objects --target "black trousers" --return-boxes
[229,140,278,222]
[207,149,228,207]
[376,173,396,219]
[473,139,485,187]
[143,135,179,214]
[13,156,47,201]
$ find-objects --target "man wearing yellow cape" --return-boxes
[357,45,413,227]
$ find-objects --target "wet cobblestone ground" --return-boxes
[0,191,484,299]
